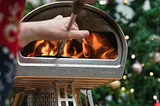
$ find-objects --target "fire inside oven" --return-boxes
[21,32,117,59]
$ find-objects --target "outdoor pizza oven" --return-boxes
[14,1,127,90]
[12,2,128,106]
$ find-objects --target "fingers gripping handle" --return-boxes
[57,0,84,57]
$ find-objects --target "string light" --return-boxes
[131,54,136,59]
[141,63,145,67]
[150,72,154,76]
[121,87,125,91]
[153,95,158,100]
[99,0,107,5]
[125,35,129,40]
[123,0,128,5]
[123,75,127,80]
[130,88,134,94]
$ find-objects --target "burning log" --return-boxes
[22,33,117,59]
[82,43,92,58]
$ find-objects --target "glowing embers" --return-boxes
[22,33,118,59]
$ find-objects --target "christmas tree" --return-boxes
[92,0,160,106]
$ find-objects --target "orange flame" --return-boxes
[25,33,117,59]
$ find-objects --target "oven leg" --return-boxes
[81,90,94,106]
[12,88,36,106]
[13,83,94,106]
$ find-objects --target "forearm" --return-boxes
[19,22,45,47]
[19,20,66,47]
[19,16,89,47]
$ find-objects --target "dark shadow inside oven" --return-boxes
[21,32,118,59]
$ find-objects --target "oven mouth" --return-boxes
[21,32,118,60]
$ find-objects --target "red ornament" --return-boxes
[154,102,160,106]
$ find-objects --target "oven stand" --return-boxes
[13,82,94,106]
[54,82,94,106]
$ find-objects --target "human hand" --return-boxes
[40,15,89,41]
[20,15,89,47]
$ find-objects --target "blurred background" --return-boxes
[21,0,160,106]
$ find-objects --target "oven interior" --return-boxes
[21,32,118,60]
